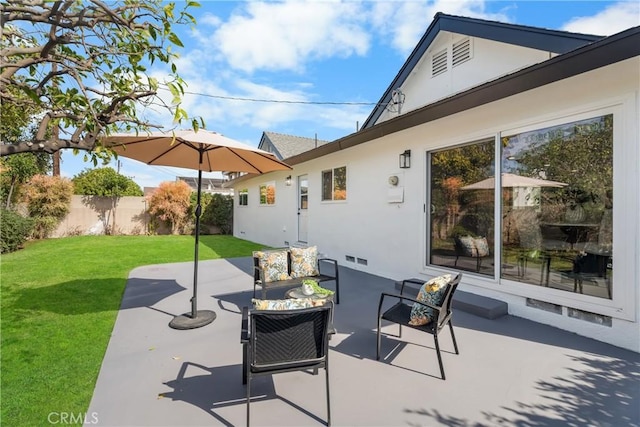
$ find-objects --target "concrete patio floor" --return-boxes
[86,257,639,426]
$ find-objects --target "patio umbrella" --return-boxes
[460,173,567,190]
[103,129,292,329]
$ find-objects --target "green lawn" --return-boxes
[0,235,264,427]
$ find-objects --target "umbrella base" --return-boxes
[169,310,216,330]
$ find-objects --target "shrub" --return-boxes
[21,175,73,239]
[202,194,233,234]
[0,208,34,253]
[146,181,192,234]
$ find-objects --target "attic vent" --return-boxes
[452,38,471,67]
[431,49,447,77]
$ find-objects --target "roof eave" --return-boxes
[361,12,604,129]
[285,27,639,166]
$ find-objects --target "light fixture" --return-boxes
[399,150,411,169]
[285,175,292,186]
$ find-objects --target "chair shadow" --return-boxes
[162,361,326,426]
[214,290,256,314]
[213,288,292,315]
[331,327,455,380]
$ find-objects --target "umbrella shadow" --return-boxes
[11,278,128,315]
[120,278,186,310]
[162,361,325,426]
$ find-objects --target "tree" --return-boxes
[0,0,203,162]
[0,85,51,207]
[1,153,50,208]
[147,180,192,234]
[72,167,143,196]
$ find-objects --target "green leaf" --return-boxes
[168,33,184,48]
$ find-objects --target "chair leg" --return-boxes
[242,343,249,384]
[325,365,331,426]
[246,375,251,427]
[449,322,459,355]
[433,334,446,380]
[376,315,382,360]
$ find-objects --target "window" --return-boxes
[428,140,495,276]
[500,115,613,299]
[259,182,276,205]
[321,166,347,201]
[238,189,248,206]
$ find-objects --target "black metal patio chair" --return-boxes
[241,304,332,426]
[376,273,462,380]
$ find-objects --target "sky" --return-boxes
[59,0,640,189]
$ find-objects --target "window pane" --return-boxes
[239,189,248,206]
[333,166,347,200]
[259,182,276,205]
[501,115,613,299]
[429,140,495,276]
[321,170,332,201]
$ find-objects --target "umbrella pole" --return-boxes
[191,168,202,318]
[169,159,216,329]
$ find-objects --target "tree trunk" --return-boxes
[52,151,60,176]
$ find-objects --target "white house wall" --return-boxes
[377,32,554,124]
[233,57,639,352]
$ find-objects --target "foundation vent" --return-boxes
[568,308,612,327]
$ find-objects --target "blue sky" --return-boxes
[59,0,640,189]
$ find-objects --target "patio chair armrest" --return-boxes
[240,306,249,343]
[400,278,424,295]
[378,292,443,316]
[317,257,338,275]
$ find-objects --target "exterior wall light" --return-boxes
[399,150,411,169]
[285,175,292,186]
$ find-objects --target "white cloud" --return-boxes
[211,1,370,73]
[370,0,511,54]
[562,1,640,35]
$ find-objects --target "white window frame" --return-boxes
[321,166,347,202]
[238,189,248,207]
[259,181,276,206]
[495,103,633,320]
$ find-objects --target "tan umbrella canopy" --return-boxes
[461,173,567,190]
[104,129,291,174]
[103,129,292,329]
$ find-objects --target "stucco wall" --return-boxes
[232,58,640,352]
[53,195,149,237]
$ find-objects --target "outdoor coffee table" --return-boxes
[285,287,336,334]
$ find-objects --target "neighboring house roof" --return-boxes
[258,131,330,160]
[279,25,638,168]
[361,12,605,130]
